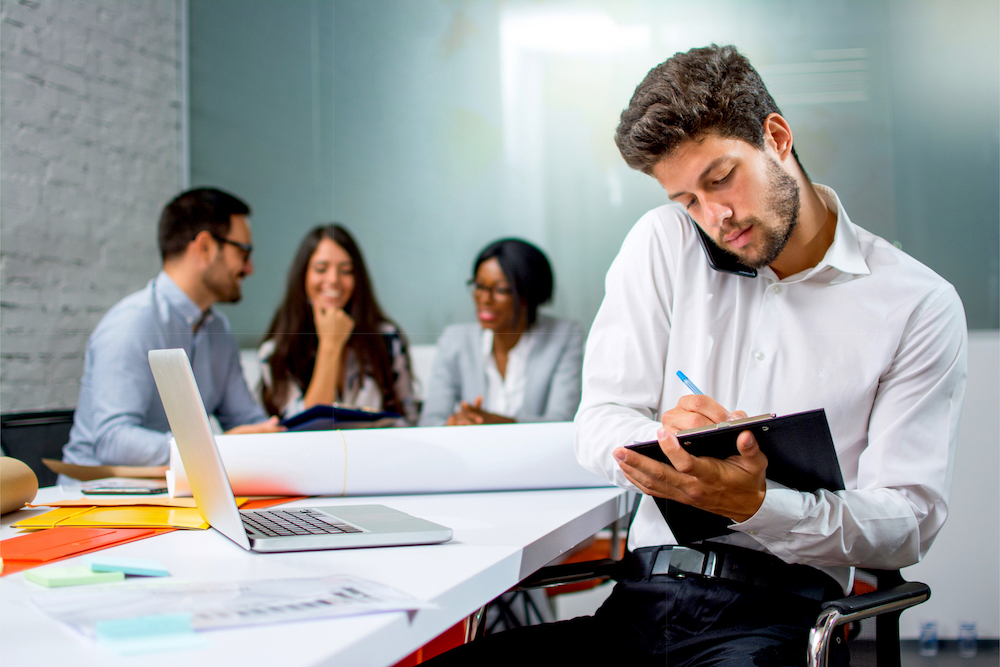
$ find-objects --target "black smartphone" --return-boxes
[81,479,169,495]
[692,218,757,278]
[82,487,169,495]
[624,413,776,464]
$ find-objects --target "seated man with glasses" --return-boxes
[418,238,584,427]
[62,188,282,470]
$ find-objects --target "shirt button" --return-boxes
[773,285,783,294]
[754,351,765,361]
[747,530,758,535]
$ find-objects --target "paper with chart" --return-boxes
[168,421,612,497]
[32,575,435,637]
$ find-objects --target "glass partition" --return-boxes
[190,0,999,345]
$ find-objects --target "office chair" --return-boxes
[482,559,930,667]
[809,568,930,667]
[0,410,75,487]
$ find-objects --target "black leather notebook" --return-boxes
[624,409,844,544]
[279,405,402,431]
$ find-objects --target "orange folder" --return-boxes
[0,526,170,576]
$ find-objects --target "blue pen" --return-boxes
[676,371,704,395]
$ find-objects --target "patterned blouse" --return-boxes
[257,322,417,425]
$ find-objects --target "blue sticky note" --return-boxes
[95,613,210,656]
[25,566,125,587]
[88,557,170,577]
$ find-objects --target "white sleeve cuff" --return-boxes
[731,480,806,556]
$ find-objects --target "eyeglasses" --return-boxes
[468,280,513,301]
[211,234,253,262]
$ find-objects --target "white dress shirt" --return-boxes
[575,185,967,592]
[481,327,536,418]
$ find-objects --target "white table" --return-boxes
[1,486,629,667]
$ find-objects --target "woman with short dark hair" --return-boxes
[258,224,416,424]
[418,238,583,426]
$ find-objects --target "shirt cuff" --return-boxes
[730,480,805,550]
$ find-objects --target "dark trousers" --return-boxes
[424,561,850,667]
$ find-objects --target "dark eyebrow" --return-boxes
[666,156,731,200]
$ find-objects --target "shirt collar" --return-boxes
[479,325,534,361]
[811,184,870,279]
[154,271,214,330]
[754,184,870,284]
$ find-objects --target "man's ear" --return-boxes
[762,113,794,161]
[190,230,217,266]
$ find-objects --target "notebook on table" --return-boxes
[148,348,452,553]
[279,404,402,431]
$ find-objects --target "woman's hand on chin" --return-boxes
[313,302,354,351]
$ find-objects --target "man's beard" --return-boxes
[203,259,243,304]
[716,158,800,270]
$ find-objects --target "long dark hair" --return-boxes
[261,224,408,416]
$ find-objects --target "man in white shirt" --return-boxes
[427,45,967,667]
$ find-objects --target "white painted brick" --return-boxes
[7,20,42,57]
[1,0,181,410]
[1,72,40,108]
[0,355,46,386]
[0,48,44,81]
[2,1,51,31]
[44,63,87,94]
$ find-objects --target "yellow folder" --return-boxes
[13,506,209,530]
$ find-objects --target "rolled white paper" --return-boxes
[169,422,611,498]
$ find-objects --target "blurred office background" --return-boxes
[1,0,997,642]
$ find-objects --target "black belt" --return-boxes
[627,544,842,601]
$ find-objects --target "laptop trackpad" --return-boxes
[313,504,448,533]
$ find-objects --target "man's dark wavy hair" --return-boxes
[158,188,250,261]
[615,44,804,175]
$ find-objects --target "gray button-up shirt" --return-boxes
[63,271,267,466]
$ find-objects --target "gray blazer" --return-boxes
[418,315,584,426]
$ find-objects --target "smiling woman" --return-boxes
[418,238,584,427]
[256,224,417,424]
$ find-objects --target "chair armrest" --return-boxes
[820,581,930,622]
[511,558,622,591]
[809,579,930,667]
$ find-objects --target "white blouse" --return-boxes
[480,326,536,418]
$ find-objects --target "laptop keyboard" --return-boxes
[240,508,364,538]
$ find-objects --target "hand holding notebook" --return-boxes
[616,373,844,543]
[621,409,844,543]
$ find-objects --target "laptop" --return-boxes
[148,348,453,553]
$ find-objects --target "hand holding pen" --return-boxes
[611,371,768,522]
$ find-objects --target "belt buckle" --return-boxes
[652,546,720,579]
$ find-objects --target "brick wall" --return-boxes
[1,0,182,411]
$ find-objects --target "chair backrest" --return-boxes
[0,410,75,487]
